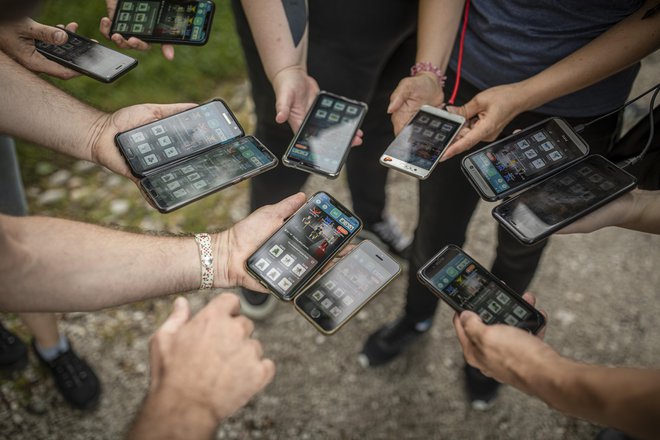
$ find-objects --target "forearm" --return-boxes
[620,190,660,234]
[517,0,660,112]
[527,359,660,440]
[240,0,308,81]
[0,214,200,312]
[0,50,106,161]
[128,388,218,440]
[416,0,465,71]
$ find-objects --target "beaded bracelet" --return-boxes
[410,61,447,88]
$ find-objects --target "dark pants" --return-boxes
[230,0,418,224]
[0,135,28,216]
[404,70,623,321]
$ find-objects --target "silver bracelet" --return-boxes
[194,233,214,290]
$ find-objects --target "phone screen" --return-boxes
[467,119,587,195]
[295,241,400,333]
[116,100,242,176]
[285,93,366,176]
[247,192,362,301]
[494,155,636,243]
[382,110,462,171]
[142,136,277,211]
[35,33,135,81]
[113,1,213,43]
[420,247,544,333]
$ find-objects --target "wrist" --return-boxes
[86,111,112,166]
[411,61,447,88]
[212,230,232,288]
[270,64,307,86]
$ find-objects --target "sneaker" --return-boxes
[358,316,432,367]
[594,428,638,440]
[359,216,412,258]
[32,339,101,410]
[464,363,500,411]
[238,289,278,321]
[0,323,28,373]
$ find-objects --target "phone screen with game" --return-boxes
[418,245,545,334]
[247,192,362,301]
[111,0,215,45]
[36,30,137,83]
[380,105,464,179]
[283,92,367,178]
[115,99,243,177]
[141,136,278,212]
[294,240,400,334]
[493,155,637,244]
[462,118,589,200]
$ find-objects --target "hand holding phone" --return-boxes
[294,240,400,334]
[108,0,215,46]
[493,155,637,244]
[283,91,368,178]
[36,29,137,83]
[462,117,590,201]
[418,245,545,334]
[246,192,362,301]
[380,105,465,179]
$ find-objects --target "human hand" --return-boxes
[88,102,197,182]
[147,295,274,423]
[0,18,81,79]
[387,72,445,135]
[442,83,528,161]
[270,66,364,147]
[214,192,307,292]
[452,293,556,393]
[100,0,175,60]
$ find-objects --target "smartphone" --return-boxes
[282,92,368,178]
[462,117,590,201]
[492,155,637,245]
[417,245,545,334]
[35,30,137,83]
[294,240,400,334]
[140,136,278,212]
[115,99,243,177]
[110,0,215,45]
[246,192,362,301]
[380,105,465,179]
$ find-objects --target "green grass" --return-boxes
[17,1,247,183]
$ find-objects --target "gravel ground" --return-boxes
[1,54,658,440]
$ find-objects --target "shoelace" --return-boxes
[50,350,88,389]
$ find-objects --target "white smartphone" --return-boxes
[380,105,465,179]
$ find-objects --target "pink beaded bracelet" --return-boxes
[410,62,447,88]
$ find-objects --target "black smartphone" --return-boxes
[294,240,401,335]
[246,192,362,301]
[282,91,367,178]
[140,136,278,213]
[110,0,215,45]
[35,29,137,83]
[380,105,465,179]
[461,117,590,201]
[115,99,243,177]
[417,245,545,334]
[492,155,637,245]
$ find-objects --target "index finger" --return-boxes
[440,124,488,161]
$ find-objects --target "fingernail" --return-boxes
[174,296,186,309]
[55,31,67,44]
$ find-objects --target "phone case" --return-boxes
[282,91,368,179]
[491,155,637,245]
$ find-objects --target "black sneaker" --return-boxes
[238,289,277,321]
[0,323,28,373]
[32,339,101,410]
[595,428,638,440]
[358,316,432,367]
[464,363,500,411]
[359,216,412,258]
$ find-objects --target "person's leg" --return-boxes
[0,135,100,409]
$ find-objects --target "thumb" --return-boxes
[153,102,198,119]
[275,90,292,124]
[447,98,480,121]
[460,310,486,343]
[28,19,68,45]
[270,192,307,220]
[158,297,191,335]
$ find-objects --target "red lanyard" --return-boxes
[448,0,471,105]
